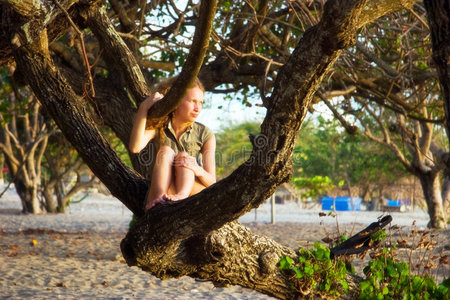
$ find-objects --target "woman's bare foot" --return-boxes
[145,196,166,211]
[162,193,189,201]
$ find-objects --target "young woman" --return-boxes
[129,77,216,210]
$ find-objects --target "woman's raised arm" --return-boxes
[129,93,163,153]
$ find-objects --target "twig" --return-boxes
[210,31,284,66]
[52,0,95,97]
[137,1,147,38]
[259,59,272,107]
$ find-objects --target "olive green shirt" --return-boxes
[144,121,213,180]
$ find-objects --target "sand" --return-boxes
[0,185,448,299]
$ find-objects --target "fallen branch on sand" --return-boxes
[330,215,392,258]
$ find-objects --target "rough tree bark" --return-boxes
[424,0,450,145]
[424,0,450,221]
[2,0,417,298]
[416,168,447,228]
[442,171,450,215]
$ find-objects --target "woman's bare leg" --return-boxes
[148,150,208,204]
[174,164,195,198]
[190,180,206,196]
[166,179,204,197]
[145,146,175,210]
[164,170,207,201]
[164,152,195,201]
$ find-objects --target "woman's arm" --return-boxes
[129,93,163,153]
[197,134,216,187]
[176,135,216,187]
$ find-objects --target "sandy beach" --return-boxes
[0,185,448,299]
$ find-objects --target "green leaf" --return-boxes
[386,265,397,277]
[440,277,450,288]
[279,256,293,270]
[292,266,304,279]
[304,266,314,276]
[340,280,349,293]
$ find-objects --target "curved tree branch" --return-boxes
[147,0,218,120]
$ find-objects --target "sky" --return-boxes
[197,93,266,133]
[197,92,336,133]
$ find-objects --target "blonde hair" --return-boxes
[153,76,205,95]
[145,76,205,133]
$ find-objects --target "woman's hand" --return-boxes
[174,152,203,176]
[140,92,164,111]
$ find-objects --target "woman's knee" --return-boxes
[156,146,175,164]
[173,151,188,167]
[174,151,188,160]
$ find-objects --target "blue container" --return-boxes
[321,196,362,211]
[387,200,401,207]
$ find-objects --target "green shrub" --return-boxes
[279,241,350,297]
[359,248,449,299]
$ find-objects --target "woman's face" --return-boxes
[173,87,204,123]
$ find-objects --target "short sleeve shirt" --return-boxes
[143,121,213,180]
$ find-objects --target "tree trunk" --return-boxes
[0,155,4,183]
[14,177,40,214]
[417,170,447,228]
[423,0,450,223]
[56,183,67,213]
[3,153,41,214]
[42,184,58,213]
[122,220,361,299]
[424,0,450,146]
[442,171,450,217]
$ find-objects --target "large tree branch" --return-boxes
[0,0,102,66]
[56,64,136,145]
[0,143,20,167]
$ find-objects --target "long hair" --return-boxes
[145,76,205,140]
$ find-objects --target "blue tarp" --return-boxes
[321,196,362,211]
